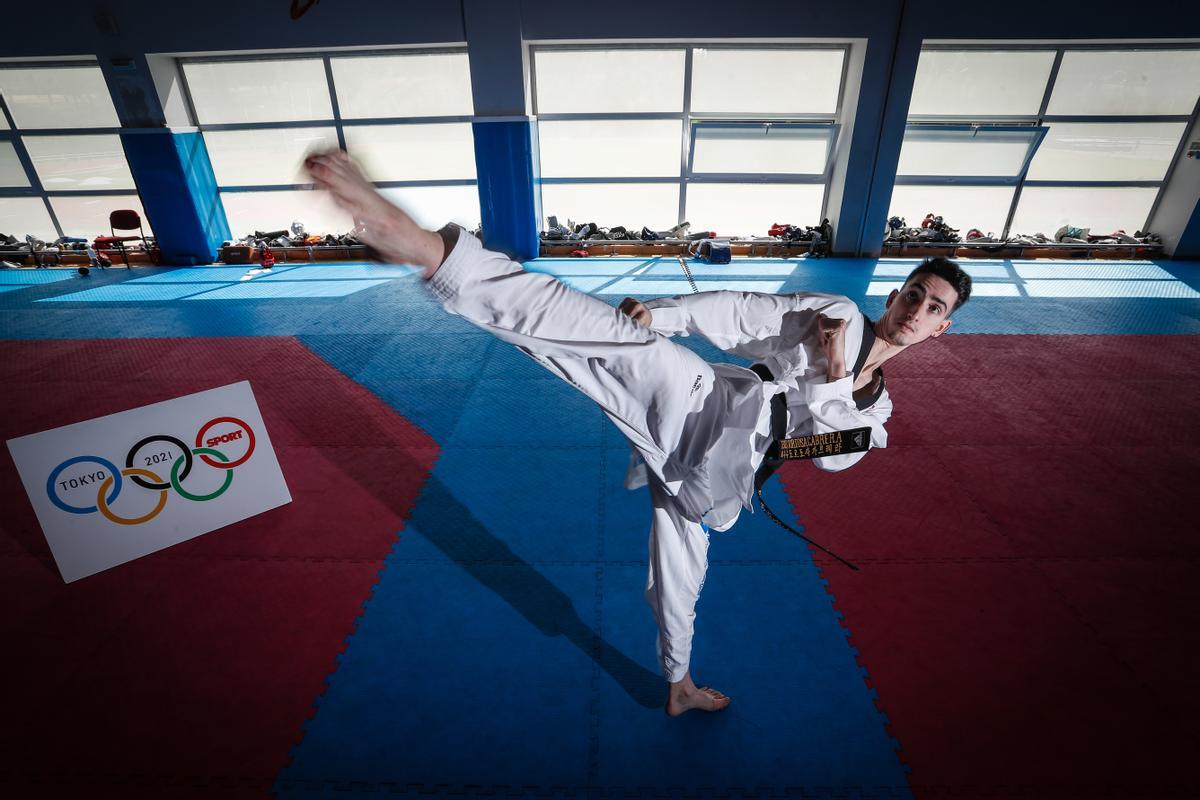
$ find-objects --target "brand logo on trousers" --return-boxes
[690,375,703,396]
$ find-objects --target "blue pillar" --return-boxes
[120,130,229,266]
[463,0,539,261]
[857,20,924,257]
[1176,198,1200,259]
[472,119,540,261]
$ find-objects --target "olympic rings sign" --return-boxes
[44,417,256,526]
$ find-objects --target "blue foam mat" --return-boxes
[5,258,1200,336]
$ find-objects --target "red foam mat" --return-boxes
[781,334,1200,795]
[0,338,436,795]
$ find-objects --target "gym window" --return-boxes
[531,45,846,237]
[0,62,148,240]
[178,50,481,236]
[892,46,1200,239]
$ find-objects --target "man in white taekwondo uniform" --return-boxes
[305,150,973,717]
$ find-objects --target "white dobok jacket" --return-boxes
[428,226,892,682]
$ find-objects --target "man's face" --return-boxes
[881,273,955,346]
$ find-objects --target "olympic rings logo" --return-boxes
[45,417,256,526]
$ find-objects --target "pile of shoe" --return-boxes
[1002,226,1162,247]
[541,217,711,242]
[768,218,833,257]
[221,220,366,251]
[884,213,961,244]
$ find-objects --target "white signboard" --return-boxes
[7,381,291,582]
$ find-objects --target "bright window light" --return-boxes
[1024,122,1186,182]
[690,49,843,114]
[344,123,477,181]
[0,197,56,238]
[50,195,146,239]
[1011,187,1158,235]
[909,51,1056,118]
[379,185,481,230]
[1013,263,1173,280]
[0,65,120,129]
[220,189,355,237]
[897,127,1037,177]
[0,141,30,187]
[331,52,473,118]
[868,281,1020,297]
[534,50,685,114]
[540,182,679,231]
[22,134,135,190]
[691,124,831,175]
[685,183,825,238]
[204,127,338,186]
[1023,280,1199,299]
[538,120,682,178]
[1047,50,1200,116]
[183,59,333,124]
[888,185,1016,235]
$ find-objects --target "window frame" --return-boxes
[905,43,1200,239]
[176,48,479,197]
[0,59,138,239]
[530,42,851,228]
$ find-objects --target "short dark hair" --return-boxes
[905,257,972,313]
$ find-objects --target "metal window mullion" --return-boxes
[538,177,681,185]
[996,55,1062,241]
[324,56,347,151]
[1022,180,1163,188]
[220,179,477,192]
[1143,93,1200,232]
[678,47,693,226]
[179,47,467,67]
[176,58,202,127]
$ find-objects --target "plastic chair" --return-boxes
[107,209,148,268]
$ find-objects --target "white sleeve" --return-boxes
[803,378,893,473]
[642,291,857,361]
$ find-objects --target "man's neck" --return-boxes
[866,333,907,369]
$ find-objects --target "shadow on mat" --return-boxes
[408,475,664,709]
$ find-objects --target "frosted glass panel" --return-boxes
[1047,50,1200,116]
[888,185,1015,234]
[692,125,830,174]
[205,127,338,186]
[909,51,1055,117]
[898,128,1035,177]
[539,120,681,178]
[1011,187,1157,235]
[0,141,30,187]
[344,123,476,181]
[51,195,147,238]
[221,189,354,237]
[379,185,481,230]
[23,134,134,190]
[0,66,120,129]
[1024,122,1185,181]
[691,49,843,114]
[332,53,473,118]
[540,183,679,230]
[535,50,685,113]
[183,59,333,124]
[0,197,56,238]
[686,184,825,238]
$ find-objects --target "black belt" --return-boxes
[750,361,859,571]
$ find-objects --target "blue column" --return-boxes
[857,22,924,257]
[120,129,230,265]
[472,119,540,261]
[1176,198,1200,259]
[463,0,539,261]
